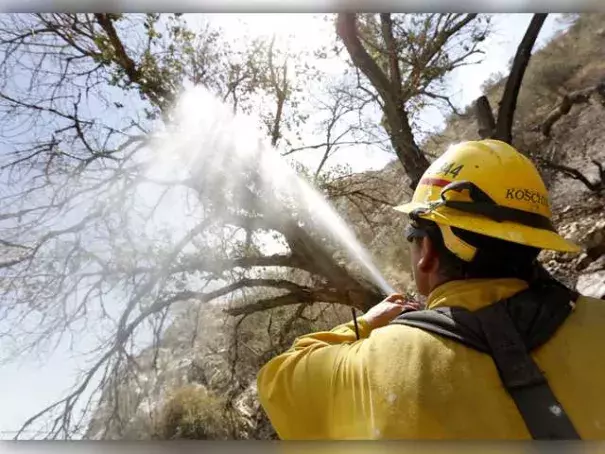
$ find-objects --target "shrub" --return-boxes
[155,385,232,440]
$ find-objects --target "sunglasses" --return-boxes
[404,223,428,243]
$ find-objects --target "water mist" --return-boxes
[147,86,396,313]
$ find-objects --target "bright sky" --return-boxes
[0,13,570,437]
[201,13,569,172]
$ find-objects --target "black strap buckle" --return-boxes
[421,180,556,232]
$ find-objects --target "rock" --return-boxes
[557,215,605,248]
[234,382,260,420]
[575,253,593,271]
[556,252,576,263]
[576,270,605,299]
[582,220,605,251]
[584,254,605,273]
[545,259,561,271]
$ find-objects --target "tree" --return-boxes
[336,13,491,188]
[472,14,605,196]
[0,13,388,439]
[335,13,565,186]
[473,14,548,143]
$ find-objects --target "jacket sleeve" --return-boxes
[256,317,374,440]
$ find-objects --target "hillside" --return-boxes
[86,14,605,439]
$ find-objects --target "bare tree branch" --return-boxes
[535,156,605,193]
[494,14,547,143]
[541,81,605,137]
[337,13,485,187]
[472,14,546,143]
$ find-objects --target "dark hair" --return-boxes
[410,219,541,282]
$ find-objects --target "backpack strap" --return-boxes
[473,300,580,439]
[390,281,581,440]
[393,307,488,353]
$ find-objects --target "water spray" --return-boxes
[152,86,398,337]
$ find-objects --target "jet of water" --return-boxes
[148,86,396,298]
[261,156,397,296]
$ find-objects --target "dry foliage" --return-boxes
[154,385,232,440]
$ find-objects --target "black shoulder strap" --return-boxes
[394,306,489,353]
[390,282,581,440]
[473,300,580,440]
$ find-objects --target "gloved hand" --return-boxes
[361,293,422,330]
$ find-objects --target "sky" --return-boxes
[201,13,570,172]
[0,13,570,437]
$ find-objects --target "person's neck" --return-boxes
[427,274,459,295]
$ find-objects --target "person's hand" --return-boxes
[361,293,422,330]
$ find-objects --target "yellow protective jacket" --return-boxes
[257,278,605,440]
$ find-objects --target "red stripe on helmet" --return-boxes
[419,177,451,188]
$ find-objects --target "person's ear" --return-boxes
[417,236,440,274]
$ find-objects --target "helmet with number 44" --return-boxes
[394,139,580,258]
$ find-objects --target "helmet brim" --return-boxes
[393,203,581,254]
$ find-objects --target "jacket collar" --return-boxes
[426,278,529,312]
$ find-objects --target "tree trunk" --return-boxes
[386,104,431,188]
[494,14,548,144]
[336,13,431,189]
[474,95,496,139]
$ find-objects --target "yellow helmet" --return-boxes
[394,139,580,261]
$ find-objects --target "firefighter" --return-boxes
[257,140,605,440]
